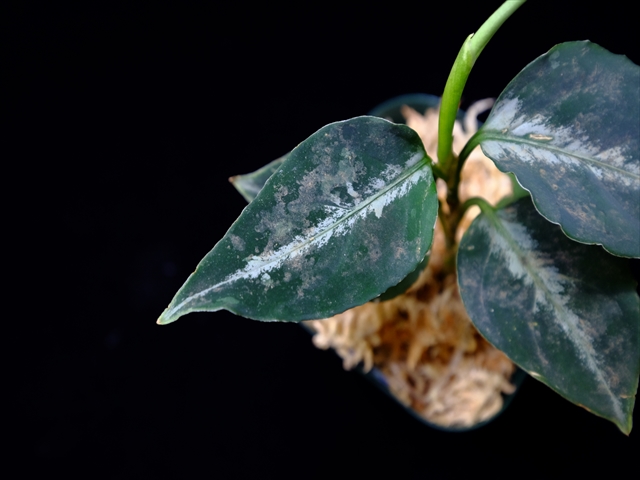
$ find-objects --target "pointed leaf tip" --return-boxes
[156,314,167,325]
[159,116,438,323]
[157,308,177,325]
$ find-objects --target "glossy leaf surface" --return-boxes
[229,156,430,302]
[158,116,438,324]
[458,198,640,433]
[377,253,429,301]
[478,41,640,257]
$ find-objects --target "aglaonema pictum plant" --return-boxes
[157,1,640,433]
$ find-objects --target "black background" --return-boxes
[8,1,640,478]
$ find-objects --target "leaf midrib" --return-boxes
[481,209,623,422]
[165,156,430,320]
[480,130,640,181]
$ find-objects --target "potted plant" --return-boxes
[157,0,640,433]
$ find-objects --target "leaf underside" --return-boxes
[158,116,438,324]
[229,155,286,203]
[479,41,640,258]
[458,197,640,433]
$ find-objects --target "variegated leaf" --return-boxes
[458,197,640,433]
[229,155,431,302]
[158,116,438,324]
[478,41,640,258]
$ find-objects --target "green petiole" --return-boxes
[437,0,527,180]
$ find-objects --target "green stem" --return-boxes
[431,161,446,180]
[457,130,484,169]
[438,201,455,250]
[437,202,459,276]
[444,196,495,247]
[460,196,497,218]
[437,0,526,179]
[448,129,484,197]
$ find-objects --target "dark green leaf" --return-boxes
[377,253,430,301]
[158,116,438,324]
[229,155,286,203]
[477,41,640,258]
[457,197,640,433]
[230,154,431,302]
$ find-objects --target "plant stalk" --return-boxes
[440,196,498,274]
[448,129,484,199]
[459,196,497,218]
[437,0,526,179]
